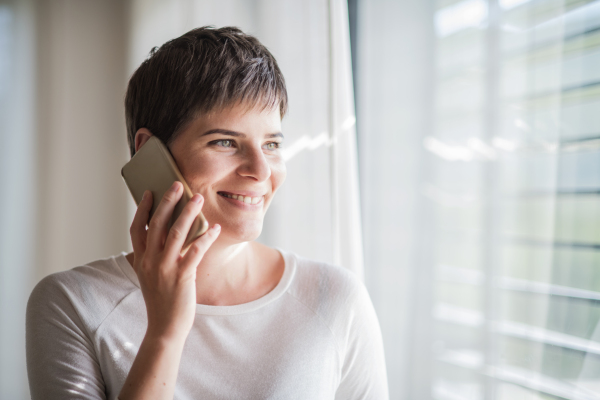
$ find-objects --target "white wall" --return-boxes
[34,0,130,279]
[0,1,36,397]
[1,1,130,397]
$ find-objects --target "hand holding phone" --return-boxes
[120,135,221,342]
[121,136,209,249]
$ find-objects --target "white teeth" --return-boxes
[221,192,262,204]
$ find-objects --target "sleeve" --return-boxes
[26,274,107,400]
[334,281,389,400]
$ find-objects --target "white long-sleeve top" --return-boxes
[26,249,388,399]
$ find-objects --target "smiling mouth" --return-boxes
[217,191,264,205]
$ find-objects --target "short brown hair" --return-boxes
[124,26,288,157]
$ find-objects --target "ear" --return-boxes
[134,128,153,153]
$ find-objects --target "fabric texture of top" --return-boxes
[26,249,389,399]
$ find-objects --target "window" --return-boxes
[356,0,600,398]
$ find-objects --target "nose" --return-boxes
[237,144,271,182]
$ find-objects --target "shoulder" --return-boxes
[284,251,372,327]
[281,252,389,398]
[288,252,366,298]
[27,253,138,334]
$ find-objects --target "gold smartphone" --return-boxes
[121,136,209,249]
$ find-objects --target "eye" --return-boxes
[264,142,281,151]
[212,139,234,148]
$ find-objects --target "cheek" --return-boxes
[180,152,231,189]
[270,159,286,191]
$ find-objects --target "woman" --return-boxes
[26,26,388,399]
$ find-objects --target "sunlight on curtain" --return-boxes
[357,0,600,399]
[127,0,364,276]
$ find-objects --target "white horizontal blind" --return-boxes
[430,0,600,399]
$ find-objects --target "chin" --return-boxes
[221,220,263,243]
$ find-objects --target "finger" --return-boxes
[179,224,221,274]
[163,193,204,261]
[130,190,153,256]
[146,181,183,253]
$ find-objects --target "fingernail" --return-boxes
[214,224,221,231]
[142,190,149,200]
[191,194,202,203]
[170,181,180,192]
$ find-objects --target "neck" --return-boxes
[192,238,256,304]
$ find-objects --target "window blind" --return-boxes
[429,0,600,399]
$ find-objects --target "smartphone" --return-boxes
[121,136,209,249]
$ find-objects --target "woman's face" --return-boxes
[168,103,286,243]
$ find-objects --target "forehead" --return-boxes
[185,103,282,136]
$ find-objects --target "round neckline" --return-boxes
[115,247,296,316]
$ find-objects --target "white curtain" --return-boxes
[356,1,432,398]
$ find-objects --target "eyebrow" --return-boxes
[200,129,284,139]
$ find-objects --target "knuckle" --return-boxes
[157,265,170,280]
[163,190,179,203]
[175,268,188,283]
[188,242,202,256]
[140,259,152,273]
[148,218,161,231]
[169,227,184,241]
